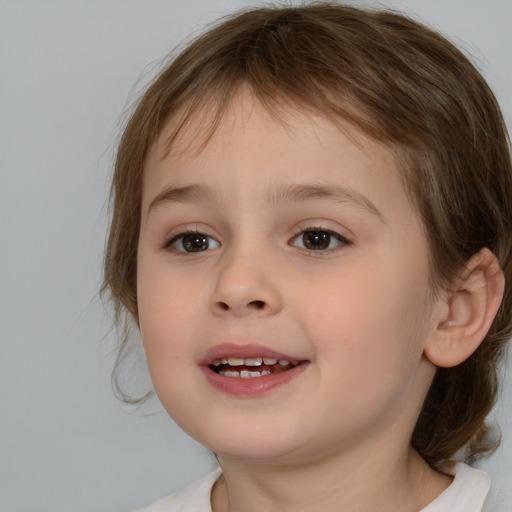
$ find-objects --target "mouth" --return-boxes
[201,343,309,395]
[210,357,301,378]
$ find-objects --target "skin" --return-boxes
[136,91,455,511]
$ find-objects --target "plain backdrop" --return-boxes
[1,1,511,510]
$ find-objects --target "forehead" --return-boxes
[147,92,397,203]
[146,89,396,182]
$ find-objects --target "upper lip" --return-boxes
[200,343,307,366]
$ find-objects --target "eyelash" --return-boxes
[163,226,352,254]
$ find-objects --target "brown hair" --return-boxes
[102,3,512,466]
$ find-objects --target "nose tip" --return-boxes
[209,255,282,318]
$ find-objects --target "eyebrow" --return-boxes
[147,184,221,215]
[147,182,385,223]
[268,182,386,223]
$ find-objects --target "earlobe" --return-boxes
[424,248,504,368]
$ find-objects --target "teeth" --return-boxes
[227,357,245,366]
[213,356,282,367]
[220,370,270,378]
[245,357,263,366]
[212,358,231,366]
[222,371,240,377]
[240,370,264,378]
[211,356,301,369]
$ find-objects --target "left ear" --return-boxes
[424,248,504,368]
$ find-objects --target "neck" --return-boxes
[211,446,452,512]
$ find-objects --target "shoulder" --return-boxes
[421,463,490,512]
[132,468,222,512]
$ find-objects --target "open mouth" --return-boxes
[210,357,301,378]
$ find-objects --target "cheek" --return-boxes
[305,260,428,379]
[300,269,431,434]
[136,258,202,372]
[136,264,206,422]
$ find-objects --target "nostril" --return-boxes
[248,300,265,310]
[212,299,269,314]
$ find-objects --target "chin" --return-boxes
[193,420,304,464]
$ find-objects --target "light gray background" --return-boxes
[1,1,511,511]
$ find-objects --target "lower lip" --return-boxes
[201,363,309,396]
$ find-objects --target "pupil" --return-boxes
[303,230,329,250]
[183,233,208,252]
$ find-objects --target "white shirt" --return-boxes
[133,463,491,512]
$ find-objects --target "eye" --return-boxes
[168,232,220,253]
[291,229,348,251]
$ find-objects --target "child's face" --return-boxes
[137,92,441,465]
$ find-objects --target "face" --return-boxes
[137,92,439,466]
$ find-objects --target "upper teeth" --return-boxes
[212,357,297,367]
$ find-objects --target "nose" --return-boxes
[208,250,283,318]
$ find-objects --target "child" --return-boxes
[102,3,512,511]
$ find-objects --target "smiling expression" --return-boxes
[136,91,440,464]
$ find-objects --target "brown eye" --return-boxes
[291,229,346,251]
[172,232,220,253]
[302,230,330,250]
